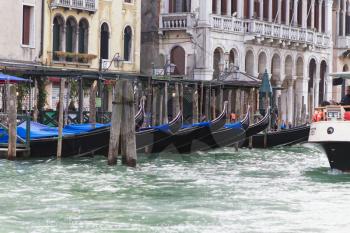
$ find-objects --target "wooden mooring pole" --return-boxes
[192,83,199,124]
[57,78,65,158]
[121,81,137,167]
[108,80,137,167]
[108,80,123,165]
[7,84,17,160]
[89,80,97,126]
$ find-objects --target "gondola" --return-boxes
[135,97,145,131]
[177,105,250,152]
[28,110,183,158]
[150,101,229,154]
[135,111,182,150]
[14,102,146,157]
[245,124,310,148]
[239,110,270,148]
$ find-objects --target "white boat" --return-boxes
[308,105,350,171]
[308,71,350,171]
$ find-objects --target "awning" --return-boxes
[329,72,350,86]
[329,72,350,79]
[0,73,31,83]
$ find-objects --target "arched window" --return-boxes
[66,17,77,54]
[78,19,89,54]
[124,26,132,61]
[170,46,186,75]
[52,15,64,61]
[100,23,109,60]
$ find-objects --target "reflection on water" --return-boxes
[0,144,349,233]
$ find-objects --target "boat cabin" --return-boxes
[313,105,350,122]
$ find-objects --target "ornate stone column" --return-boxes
[162,0,169,13]
[343,0,347,36]
[311,0,315,29]
[227,0,232,16]
[250,0,254,18]
[286,0,290,25]
[260,0,264,20]
[198,0,212,25]
[269,0,273,22]
[318,0,323,32]
[237,0,243,18]
[327,0,334,35]
[62,26,66,53]
[302,0,307,28]
[277,0,282,23]
[287,79,294,124]
[217,0,221,15]
[314,64,321,108]
[293,0,298,26]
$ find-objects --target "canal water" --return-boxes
[0,144,349,233]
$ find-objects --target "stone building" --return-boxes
[141,0,335,124]
[42,0,141,73]
[0,0,142,112]
[0,0,43,68]
[41,0,141,109]
[332,0,350,101]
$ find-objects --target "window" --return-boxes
[78,19,89,54]
[123,26,132,61]
[53,15,65,60]
[22,5,33,46]
[124,0,132,3]
[100,23,110,60]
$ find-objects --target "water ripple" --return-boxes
[0,144,349,232]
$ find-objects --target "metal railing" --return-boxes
[51,0,97,12]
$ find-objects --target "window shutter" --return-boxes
[22,6,31,45]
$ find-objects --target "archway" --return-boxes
[285,55,293,78]
[100,23,109,60]
[296,57,303,77]
[308,58,317,113]
[271,53,281,84]
[66,17,77,57]
[258,52,267,76]
[213,47,223,78]
[170,46,186,75]
[52,15,65,61]
[342,64,349,98]
[124,26,132,61]
[245,50,254,76]
[319,60,327,104]
[229,48,238,68]
[78,18,89,54]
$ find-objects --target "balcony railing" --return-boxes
[51,0,97,12]
[336,36,350,48]
[211,16,331,48]
[160,13,194,32]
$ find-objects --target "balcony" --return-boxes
[335,36,350,49]
[211,16,331,49]
[159,13,194,35]
[50,0,97,13]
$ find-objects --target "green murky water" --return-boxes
[0,144,349,233]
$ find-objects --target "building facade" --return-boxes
[41,0,141,109]
[0,0,43,67]
[141,0,335,124]
[332,0,350,101]
[43,0,141,73]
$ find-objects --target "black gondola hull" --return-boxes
[242,126,310,148]
[29,127,111,157]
